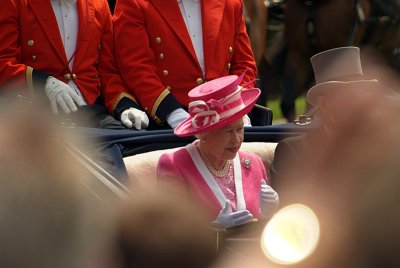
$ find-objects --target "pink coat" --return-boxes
[157,145,268,219]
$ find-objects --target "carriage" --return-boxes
[65,118,316,257]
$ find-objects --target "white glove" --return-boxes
[259,179,279,218]
[243,114,252,126]
[166,108,189,129]
[212,201,254,229]
[45,76,85,114]
[120,108,149,130]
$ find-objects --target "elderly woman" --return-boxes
[157,73,279,229]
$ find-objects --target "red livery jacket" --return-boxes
[0,0,139,116]
[113,0,257,125]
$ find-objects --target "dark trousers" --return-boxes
[55,100,127,130]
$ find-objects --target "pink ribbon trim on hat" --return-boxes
[188,87,245,129]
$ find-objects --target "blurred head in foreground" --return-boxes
[267,46,400,267]
[113,193,218,268]
[0,104,112,268]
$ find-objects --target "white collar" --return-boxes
[54,0,77,5]
[177,0,200,3]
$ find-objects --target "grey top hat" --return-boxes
[306,46,378,105]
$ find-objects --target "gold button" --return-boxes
[144,107,148,111]
[162,70,168,76]
[98,82,101,88]
[72,73,77,80]
[64,73,71,80]
[229,46,233,53]
[227,63,231,70]
[196,77,204,85]
[31,55,37,61]
[95,59,99,65]
[97,44,102,50]
[93,74,99,78]
[27,40,34,46]
[159,53,165,60]
[155,37,162,44]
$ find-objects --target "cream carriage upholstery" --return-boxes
[123,142,277,192]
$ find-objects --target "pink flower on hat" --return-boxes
[174,72,261,137]
[189,99,221,129]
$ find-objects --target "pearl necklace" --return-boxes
[198,146,231,177]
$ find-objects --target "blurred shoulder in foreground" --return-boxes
[0,103,113,268]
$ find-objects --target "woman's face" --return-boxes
[201,118,244,161]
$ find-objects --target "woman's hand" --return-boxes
[259,179,279,219]
[212,201,254,229]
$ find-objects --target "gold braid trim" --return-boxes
[25,66,35,98]
[151,88,171,126]
[112,92,138,115]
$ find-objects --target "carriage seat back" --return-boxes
[123,142,277,193]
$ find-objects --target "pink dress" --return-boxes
[157,142,268,219]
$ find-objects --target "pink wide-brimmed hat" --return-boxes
[174,72,260,137]
[306,46,378,106]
